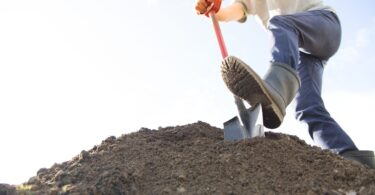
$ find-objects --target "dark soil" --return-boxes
[1,121,375,195]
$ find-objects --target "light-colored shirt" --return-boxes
[235,0,333,27]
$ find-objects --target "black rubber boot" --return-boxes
[221,56,300,129]
[341,150,375,169]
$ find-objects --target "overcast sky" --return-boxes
[1,0,374,184]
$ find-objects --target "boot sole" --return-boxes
[221,56,283,129]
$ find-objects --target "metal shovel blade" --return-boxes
[223,103,265,141]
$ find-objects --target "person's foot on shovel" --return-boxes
[221,56,300,129]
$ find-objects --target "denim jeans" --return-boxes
[267,10,358,154]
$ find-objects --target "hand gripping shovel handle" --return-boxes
[209,7,248,117]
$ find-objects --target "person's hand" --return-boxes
[195,0,243,22]
[195,0,221,17]
[195,0,213,16]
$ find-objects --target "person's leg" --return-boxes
[295,52,358,154]
[221,9,375,168]
[269,10,342,69]
[221,10,340,129]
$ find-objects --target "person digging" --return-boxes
[195,0,375,168]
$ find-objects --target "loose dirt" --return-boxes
[1,121,375,195]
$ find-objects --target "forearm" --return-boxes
[215,2,245,22]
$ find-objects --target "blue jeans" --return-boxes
[268,10,358,154]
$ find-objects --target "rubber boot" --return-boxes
[221,56,301,129]
[341,150,375,169]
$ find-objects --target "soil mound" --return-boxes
[2,121,375,194]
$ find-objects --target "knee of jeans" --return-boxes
[268,16,299,41]
[269,16,294,31]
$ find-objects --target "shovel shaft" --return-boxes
[210,12,228,58]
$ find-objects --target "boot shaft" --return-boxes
[263,63,301,114]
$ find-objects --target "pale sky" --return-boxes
[0,0,374,184]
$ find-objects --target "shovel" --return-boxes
[207,1,265,141]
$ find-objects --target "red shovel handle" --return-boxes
[209,8,228,59]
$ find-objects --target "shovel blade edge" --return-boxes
[223,116,247,141]
[223,105,265,141]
